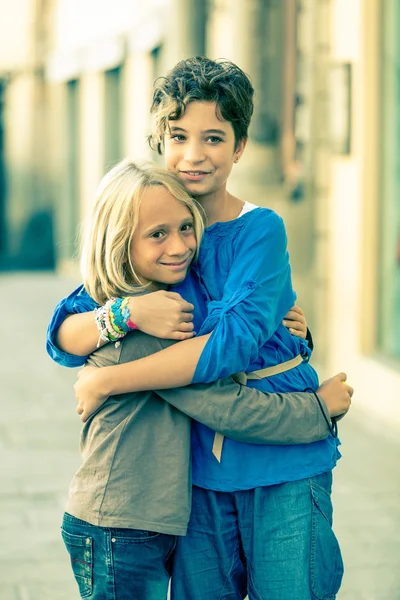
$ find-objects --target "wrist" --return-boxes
[127,296,142,330]
[97,365,117,397]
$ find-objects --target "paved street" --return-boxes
[1,272,399,600]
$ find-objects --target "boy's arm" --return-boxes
[192,209,300,382]
[76,332,352,439]
[46,285,96,367]
[48,287,196,364]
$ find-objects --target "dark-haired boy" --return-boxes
[49,56,349,600]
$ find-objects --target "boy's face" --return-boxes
[164,101,245,202]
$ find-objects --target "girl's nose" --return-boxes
[166,233,189,256]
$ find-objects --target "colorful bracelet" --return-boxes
[94,296,139,347]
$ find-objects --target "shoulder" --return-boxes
[235,208,287,248]
[240,207,285,229]
[119,331,177,364]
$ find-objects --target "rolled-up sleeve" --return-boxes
[193,211,296,383]
[46,285,97,368]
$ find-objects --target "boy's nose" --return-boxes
[184,142,206,163]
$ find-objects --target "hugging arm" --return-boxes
[76,210,296,396]
[79,332,352,442]
[46,287,197,367]
[46,285,96,367]
[118,332,333,445]
[157,380,332,445]
[76,334,352,427]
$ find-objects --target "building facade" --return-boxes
[322,0,400,423]
[0,0,398,422]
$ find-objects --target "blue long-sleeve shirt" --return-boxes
[189,208,339,490]
[46,207,340,492]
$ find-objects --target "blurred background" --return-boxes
[0,1,399,599]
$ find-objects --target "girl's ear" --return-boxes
[234,138,247,164]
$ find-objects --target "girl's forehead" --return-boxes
[139,187,191,224]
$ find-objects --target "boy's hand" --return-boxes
[317,373,353,420]
[75,366,110,422]
[282,304,307,339]
[128,290,195,340]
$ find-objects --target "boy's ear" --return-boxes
[234,138,247,163]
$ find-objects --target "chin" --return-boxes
[170,271,189,284]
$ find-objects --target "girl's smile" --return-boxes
[130,185,197,290]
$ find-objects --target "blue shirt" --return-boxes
[187,208,340,490]
[46,207,340,491]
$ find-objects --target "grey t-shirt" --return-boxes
[66,331,331,535]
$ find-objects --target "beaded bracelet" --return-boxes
[94,297,138,348]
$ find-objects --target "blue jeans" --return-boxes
[61,512,176,599]
[171,472,343,600]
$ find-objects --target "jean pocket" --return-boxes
[110,528,161,543]
[310,478,344,600]
[61,528,93,598]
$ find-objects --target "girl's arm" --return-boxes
[48,288,196,364]
[73,209,296,398]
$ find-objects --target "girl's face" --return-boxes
[130,185,197,290]
[164,101,245,203]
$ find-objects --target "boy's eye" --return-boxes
[170,134,186,142]
[206,136,223,144]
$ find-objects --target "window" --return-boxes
[379,0,400,358]
[62,79,80,262]
[104,67,122,171]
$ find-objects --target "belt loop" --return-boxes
[212,432,225,462]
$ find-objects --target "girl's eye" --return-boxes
[151,231,165,239]
[181,223,194,232]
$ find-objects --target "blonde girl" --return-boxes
[59,159,347,600]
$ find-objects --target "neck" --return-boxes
[194,189,244,226]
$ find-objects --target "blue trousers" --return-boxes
[171,472,343,600]
[61,512,176,599]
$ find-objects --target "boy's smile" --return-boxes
[164,101,245,206]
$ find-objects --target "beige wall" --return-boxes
[0,0,34,69]
[326,0,400,425]
[2,0,398,420]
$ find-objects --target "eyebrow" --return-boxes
[143,217,193,234]
[169,126,227,136]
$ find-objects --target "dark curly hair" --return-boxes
[148,56,254,154]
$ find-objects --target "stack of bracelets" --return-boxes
[94,297,138,348]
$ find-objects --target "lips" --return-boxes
[160,256,191,269]
[182,171,209,175]
[180,170,210,181]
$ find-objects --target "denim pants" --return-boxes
[171,471,343,600]
[61,512,176,600]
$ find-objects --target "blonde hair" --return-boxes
[81,159,204,305]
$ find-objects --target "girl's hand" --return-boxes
[317,372,353,419]
[128,290,195,340]
[282,304,307,339]
[74,365,110,422]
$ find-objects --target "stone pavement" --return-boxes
[1,272,399,600]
